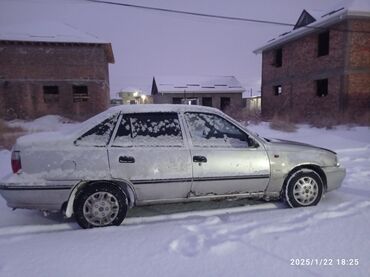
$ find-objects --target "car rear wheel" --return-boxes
[74,182,128,229]
[284,170,323,208]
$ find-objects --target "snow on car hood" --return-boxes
[266,138,337,154]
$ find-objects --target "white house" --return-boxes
[151,76,245,111]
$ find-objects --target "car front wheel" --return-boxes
[284,170,323,208]
[74,182,128,229]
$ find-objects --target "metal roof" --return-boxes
[153,76,245,94]
[0,21,114,63]
[254,0,370,54]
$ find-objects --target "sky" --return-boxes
[0,0,341,96]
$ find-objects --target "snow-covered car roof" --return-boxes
[109,104,222,114]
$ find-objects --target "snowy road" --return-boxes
[0,123,369,276]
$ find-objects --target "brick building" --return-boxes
[151,76,245,111]
[254,1,370,122]
[0,22,114,120]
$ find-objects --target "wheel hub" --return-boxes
[83,192,119,226]
[293,176,318,205]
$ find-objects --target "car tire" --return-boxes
[284,170,323,208]
[74,182,128,229]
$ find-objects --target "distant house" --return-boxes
[110,98,123,106]
[117,89,151,105]
[254,0,370,122]
[151,76,245,111]
[0,22,114,120]
[244,93,261,112]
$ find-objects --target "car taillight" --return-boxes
[11,151,22,173]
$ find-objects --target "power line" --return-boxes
[85,0,370,34]
[86,0,295,27]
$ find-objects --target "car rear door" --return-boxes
[184,112,270,197]
[53,113,120,181]
[108,112,193,203]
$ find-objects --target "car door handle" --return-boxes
[193,155,207,163]
[119,156,135,163]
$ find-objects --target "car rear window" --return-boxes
[74,114,119,147]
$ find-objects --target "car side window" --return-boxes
[184,112,252,148]
[75,114,119,147]
[112,112,183,147]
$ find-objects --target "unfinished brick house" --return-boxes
[0,22,114,120]
[151,76,245,112]
[254,0,370,122]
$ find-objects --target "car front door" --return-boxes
[108,112,193,204]
[184,112,270,197]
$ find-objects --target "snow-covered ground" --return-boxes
[7,115,75,132]
[0,118,369,277]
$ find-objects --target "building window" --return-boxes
[316,79,328,97]
[202,97,213,107]
[184,98,198,105]
[43,86,59,103]
[273,48,283,67]
[172,97,182,104]
[220,97,231,111]
[273,85,282,96]
[73,85,89,102]
[318,31,329,57]
[172,97,199,105]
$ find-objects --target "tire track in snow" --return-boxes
[337,146,370,200]
[0,202,279,238]
[169,200,370,257]
[0,223,77,238]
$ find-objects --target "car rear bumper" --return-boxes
[0,178,74,212]
[323,166,346,192]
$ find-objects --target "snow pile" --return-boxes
[8,115,74,132]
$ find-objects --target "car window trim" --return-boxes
[107,112,123,147]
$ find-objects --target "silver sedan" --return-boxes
[0,104,346,228]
